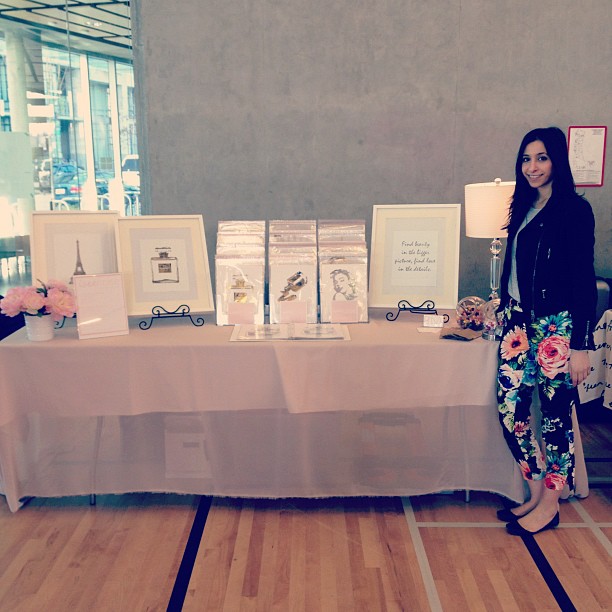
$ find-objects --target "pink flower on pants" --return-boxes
[537,335,570,379]
[518,460,531,478]
[545,472,566,490]
[513,421,529,437]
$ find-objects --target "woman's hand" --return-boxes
[568,350,591,387]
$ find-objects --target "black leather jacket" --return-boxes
[499,191,597,350]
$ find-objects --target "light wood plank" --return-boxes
[1,487,610,611]
[538,528,612,611]
[421,526,561,611]
[0,494,196,612]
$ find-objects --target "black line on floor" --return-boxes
[167,495,212,612]
[521,533,576,612]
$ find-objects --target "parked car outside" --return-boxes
[53,169,113,208]
[39,160,81,191]
[95,170,114,196]
[121,154,140,192]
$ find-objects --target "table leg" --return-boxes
[90,416,104,505]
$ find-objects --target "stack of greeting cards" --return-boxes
[215,219,368,326]
[215,221,266,325]
[318,220,369,323]
[268,220,318,324]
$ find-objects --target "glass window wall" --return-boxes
[0,2,138,293]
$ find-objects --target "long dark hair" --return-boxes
[506,126,577,230]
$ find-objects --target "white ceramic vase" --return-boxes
[24,314,55,341]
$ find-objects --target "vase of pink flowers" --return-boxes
[0,280,76,341]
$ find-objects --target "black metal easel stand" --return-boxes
[386,299,449,322]
[139,305,205,330]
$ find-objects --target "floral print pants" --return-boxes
[497,301,576,492]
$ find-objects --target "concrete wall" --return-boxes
[132,0,611,301]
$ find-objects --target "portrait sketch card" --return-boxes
[319,261,368,323]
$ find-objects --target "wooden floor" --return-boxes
[0,455,610,611]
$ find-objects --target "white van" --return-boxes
[121,154,140,191]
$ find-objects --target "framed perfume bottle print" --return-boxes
[118,215,214,316]
[31,210,121,286]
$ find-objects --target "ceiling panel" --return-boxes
[0,0,132,60]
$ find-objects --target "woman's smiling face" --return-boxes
[521,140,553,189]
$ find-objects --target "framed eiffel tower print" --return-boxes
[31,211,121,287]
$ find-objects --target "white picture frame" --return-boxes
[31,210,120,286]
[118,215,214,316]
[369,204,461,309]
[73,273,129,339]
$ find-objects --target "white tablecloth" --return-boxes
[0,310,587,511]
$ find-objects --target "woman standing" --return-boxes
[496,126,597,536]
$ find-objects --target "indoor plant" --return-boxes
[0,280,76,341]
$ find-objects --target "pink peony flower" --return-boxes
[500,326,529,360]
[46,286,77,321]
[46,279,70,292]
[21,287,46,315]
[0,287,28,317]
[537,335,570,379]
[0,280,76,320]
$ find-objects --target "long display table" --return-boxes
[0,310,587,512]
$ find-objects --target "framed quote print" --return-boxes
[369,204,461,309]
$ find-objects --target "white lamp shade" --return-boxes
[464,179,514,238]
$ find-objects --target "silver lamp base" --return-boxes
[481,297,502,341]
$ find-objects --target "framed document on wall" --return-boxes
[568,125,607,187]
[369,204,461,309]
[118,215,214,316]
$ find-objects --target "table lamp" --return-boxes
[464,178,515,340]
